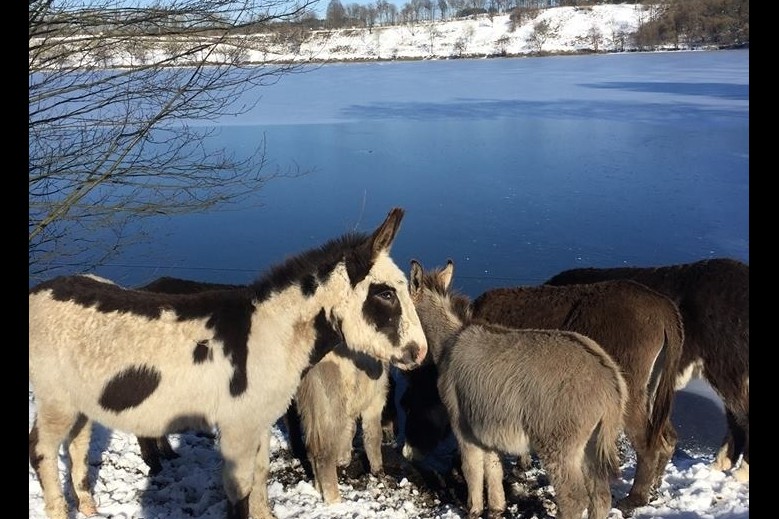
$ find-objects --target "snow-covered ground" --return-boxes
[29,378,749,519]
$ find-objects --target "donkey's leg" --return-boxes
[307,410,342,504]
[583,443,614,519]
[157,435,179,459]
[360,394,387,476]
[249,428,277,519]
[713,408,749,482]
[311,445,341,503]
[30,401,81,519]
[306,403,344,503]
[542,451,588,519]
[138,437,164,475]
[712,431,735,471]
[731,419,749,482]
[652,421,677,488]
[625,417,677,506]
[138,435,178,475]
[220,424,273,519]
[728,385,750,482]
[483,449,506,518]
[616,406,657,512]
[336,418,356,469]
[456,436,486,518]
[67,414,98,517]
[585,473,613,519]
[381,372,398,444]
[733,459,749,482]
[515,450,533,472]
[705,364,749,477]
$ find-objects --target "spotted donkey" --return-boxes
[28,207,428,519]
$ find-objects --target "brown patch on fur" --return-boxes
[193,340,212,364]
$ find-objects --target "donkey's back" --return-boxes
[445,323,627,462]
[29,276,255,435]
[445,325,627,519]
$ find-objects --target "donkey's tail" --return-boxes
[595,362,630,479]
[645,310,685,451]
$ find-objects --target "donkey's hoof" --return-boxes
[712,458,732,471]
[322,494,342,505]
[711,447,734,471]
[77,497,98,517]
[616,495,647,516]
[44,499,69,519]
[732,462,749,482]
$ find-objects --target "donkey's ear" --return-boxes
[438,259,454,290]
[409,259,423,296]
[370,207,405,258]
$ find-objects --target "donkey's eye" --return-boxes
[368,283,397,304]
[376,290,396,302]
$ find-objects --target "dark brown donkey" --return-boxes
[544,257,749,482]
[402,277,684,512]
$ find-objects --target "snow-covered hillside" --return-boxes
[293,5,647,61]
[33,5,658,69]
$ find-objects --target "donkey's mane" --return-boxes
[250,231,370,300]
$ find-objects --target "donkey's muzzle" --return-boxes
[391,341,427,370]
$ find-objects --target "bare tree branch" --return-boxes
[29,0,320,280]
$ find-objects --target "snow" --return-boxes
[233,5,652,62]
[35,5,673,69]
[287,5,644,61]
[29,376,749,519]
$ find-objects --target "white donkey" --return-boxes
[28,207,428,519]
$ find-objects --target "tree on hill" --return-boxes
[633,0,748,49]
[29,0,316,280]
[326,0,346,27]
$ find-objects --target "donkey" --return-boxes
[544,257,749,482]
[134,276,393,504]
[294,342,391,502]
[469,280,684,512]
[28,207,428,519]
[408,259,628,519]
